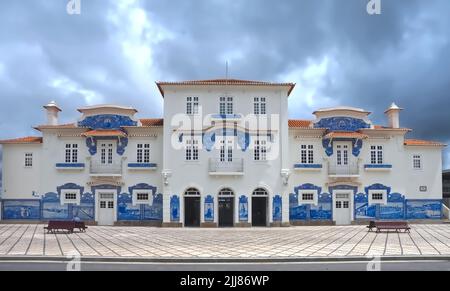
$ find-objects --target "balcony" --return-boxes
[328,161,360,177]
[209,158,244,175]
[90,160,122,177]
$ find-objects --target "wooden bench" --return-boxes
[367,221,411,233]
[44,221,88,234]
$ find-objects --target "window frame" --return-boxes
[298,190,318,205]
[368,190,387,205]
[300,144,314,164]
[24,153,33,168]
[185,137,199,162]
[370,145,384,164]
[219,96,233,115]
[61,189,80,205]
[132,189,154,205]
[413,154,422,170]
[137,143,151,163]
[186,96,199,115]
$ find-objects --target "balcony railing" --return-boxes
[328,161,360,177]
[90,160,122,176]
[209,158,244,175]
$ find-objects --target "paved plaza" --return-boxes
[1,224,450,259]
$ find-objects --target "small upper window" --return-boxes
[186,97,199,115]
[65,144,78,163]
[413,155,422,169]
[300,145,314,164]
[137,144,151,163]
[370,145,383,164]
[254,97,266,115]
[61,190,80,205]
[302,193,314,201]
[372,193,384,201]
[25,153,33,167]
[219,97,233,115]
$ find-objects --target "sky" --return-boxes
[0,0,450,175]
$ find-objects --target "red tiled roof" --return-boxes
[404,139,446,147]
[324,131,369,139]
[82,130,127,138]
[156,79,296,97]
[140,119,164,127]
[288,120,313,128]
[0,136,43,144]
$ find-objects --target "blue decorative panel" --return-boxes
[321,138,364,157]
[78,114,137,129]
[55,163,85,168]
[72,192,95,221]
[85,137,128,156]
[128,163,157,168]
[204,195,214,222]
[310,193,332,220]
[364,164,393,169]
[117,193,140,221]
[290,204,309,220]
[202,129,251,151]
[42,193,70,220]
[294,164,323,169]
[406,200,442,219]
[352,139,363,157]
[170,195,180,222]
[116,137,128,156]
[322,138,333,156]
[211,114,243,119]
[2,200,41,220]
[86,138,97,155]
[128,183,157,195]
[143,194,163,221]
[314,117,370,131]
[354,193,376,219]
[57,183,85,200]
[294,183,322,194]
[238,195,248,222]
[273,195,282,222]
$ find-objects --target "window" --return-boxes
[372,193,384,201]
[25,153,33,167]
[219,97,233,115]
[61,190,80,205]
[65,193,77,201]
[133,190,154,205]
[254,97,266,115]
[137,144,151,163]
[100,143,113,165]
[185,138,199,161]
[254,139,267,161]
[413,155,422,169]
[300,145,314,164]
[370,145,383,164]
[302,193,314,201]
[65,144,78,163]
[186,97,199,115]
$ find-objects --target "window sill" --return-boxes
[293,164,323,171]
[364,164,392,171]
[127,163,157,170]
[56,163,85,170]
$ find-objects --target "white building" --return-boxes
[0,79,445,226]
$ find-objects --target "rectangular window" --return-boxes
[413,155,422,169]
[137,144,151,163]
[254,97,267,115]
[185,138,199,161]
[25,153,33,167]
[65,144,79,163]
[372,193,384,201]
[254,139,267,161]
[65,193,77,201]
[302,193,314,201]
[137,193,149,201]
[186,97,199,115]
[220,97,233,115]
[300,145,314,164]
[370,145,383,164]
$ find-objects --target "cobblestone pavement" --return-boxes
[0,224,450,258]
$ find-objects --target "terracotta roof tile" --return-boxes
[288,120,313,128]
[140,119,164,127]
[157,79,296,97]
[82,130,127,137]
[0,136,43,144]
[404,139,446,147]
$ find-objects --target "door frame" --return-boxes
[95,189,117,226]
[332,190,354,225]
[184,196,201,227]
[251,196,268,227]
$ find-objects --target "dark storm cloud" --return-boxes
[0,0,449,168]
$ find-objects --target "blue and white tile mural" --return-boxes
[379,193,405,220]
[204,195,214,222]
[118,193,141,221]
[72,193,95,221]
[354,193,376,219]
[406,200,442,219]
[310,193,332,220]
[2,200,41,220]
[239,195,248,222]
[143,194,163,220]
[290,184,332,221]
[170,195,180,222]
[273,195,282,222]
[42,192,70,220]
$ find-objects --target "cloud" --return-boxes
[0,0,449,168]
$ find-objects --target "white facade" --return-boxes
[0,79,445,226]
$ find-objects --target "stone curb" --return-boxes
[0,255,449,264]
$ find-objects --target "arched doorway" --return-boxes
[252,188,268,227]
[218,188,234,227]
[184,188,201,227]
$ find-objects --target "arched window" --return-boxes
[184,188,200,196]
[218,188,234,197]
[252,188,268,196]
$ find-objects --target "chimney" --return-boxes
[384,102,403,129]
[43,101,61,125]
